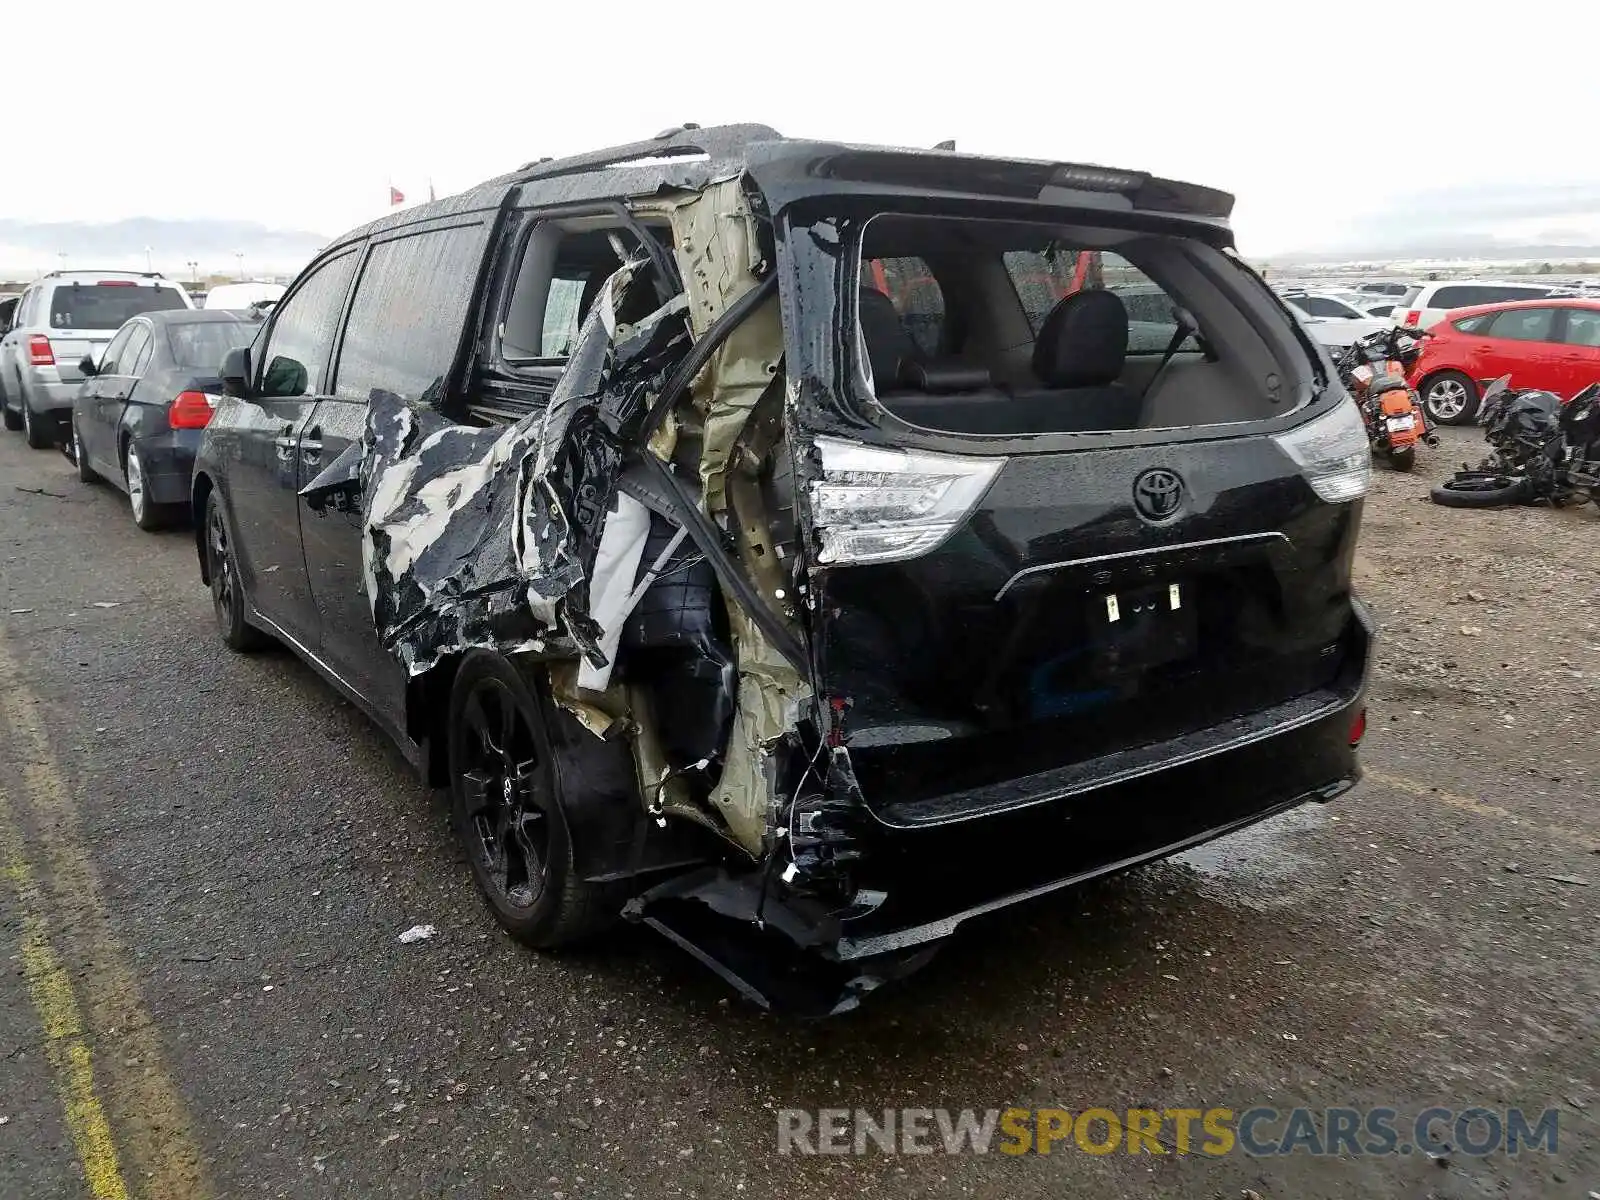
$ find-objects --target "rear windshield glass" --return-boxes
[48,283,186,330]
[853,214,1300,436]
[167,320,257,370]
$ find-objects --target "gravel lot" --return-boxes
[0,424,1595,1199]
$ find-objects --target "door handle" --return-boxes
[301,424,323,464]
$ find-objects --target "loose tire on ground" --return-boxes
[1430,473,1530,508]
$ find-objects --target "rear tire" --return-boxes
[448,650,624,949]
[73,418,98,483]
[205,492,269,651]
[0,379,19,431]
[21,394,50,449]
[1430,473,1529,508]
[1421,370,1479,426]
[124,442,166,531]
[1389,446,1416,472]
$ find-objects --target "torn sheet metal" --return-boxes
[352,262,690,676]
[665,179,813,855]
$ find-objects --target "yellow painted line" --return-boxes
[0,813,130,1200]
[1366,768,1600,853]
[0,631,211,1200]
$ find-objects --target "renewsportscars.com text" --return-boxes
[776,1106,1560,1157]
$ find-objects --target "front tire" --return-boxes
[448,651,623,948]
[1421,370,1480,426]
[205,492,269,650]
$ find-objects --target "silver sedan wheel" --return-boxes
[1427,378,1469,421]
[126,447,147,523]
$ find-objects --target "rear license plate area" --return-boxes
[1088,580,1197,677]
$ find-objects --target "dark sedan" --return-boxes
[72,309,260,530]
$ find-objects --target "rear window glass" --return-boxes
[1399,286,1423,306]
[1431,284,1548,310]
[1452,313,1494,333]
[849,213,1297,437]
[47,283,186,330]
[167,321,257,370]
[862,256,943,356]
[1004,250,1197,354]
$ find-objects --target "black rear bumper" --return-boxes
[631,601,1373,1013]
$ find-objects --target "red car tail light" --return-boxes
[1403,310,1421,327]
[168,391,215,429]
[1348,707,1368,748]
[27,335,54,366]
[97,280,137,287]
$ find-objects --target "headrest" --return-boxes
[857,287,915,390]
[1031,289,1129,387]
[899,359,992,394]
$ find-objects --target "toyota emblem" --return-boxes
[1132,468,1184,522]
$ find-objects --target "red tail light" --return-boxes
[98,280,137,287]
[27,335,54,366]
[1403,310,1421,327]
[1348,707,1368,748]
[168,390,215,429]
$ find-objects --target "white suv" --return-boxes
[0,270,193,447]
[1394,280,1556,330]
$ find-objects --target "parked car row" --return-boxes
[0,125,1378,1012]
[0,271,271,524]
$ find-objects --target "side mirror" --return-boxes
[221,346,252,398]
[79,355,98,377]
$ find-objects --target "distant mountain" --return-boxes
[1270,234,1600,264]
[0,218,330,277]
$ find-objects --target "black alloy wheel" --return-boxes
[448,651,621,947]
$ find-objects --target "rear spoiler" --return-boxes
[743,140,1234,225]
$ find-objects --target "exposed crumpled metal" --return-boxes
[350,261,690,676]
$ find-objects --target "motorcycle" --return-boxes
[1334,325,1437,470]
[1431,377,1600,509]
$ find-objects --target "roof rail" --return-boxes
[41,268,167,281]
[510,122,782,186]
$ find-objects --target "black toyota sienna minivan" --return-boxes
[192,124,1372,1013]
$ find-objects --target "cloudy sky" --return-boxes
[9,0,1599,262]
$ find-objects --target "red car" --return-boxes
[1409,297,1600,425]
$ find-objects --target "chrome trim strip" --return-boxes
[993,531,1291,600]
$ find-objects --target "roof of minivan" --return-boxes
[326,123,1236,253]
